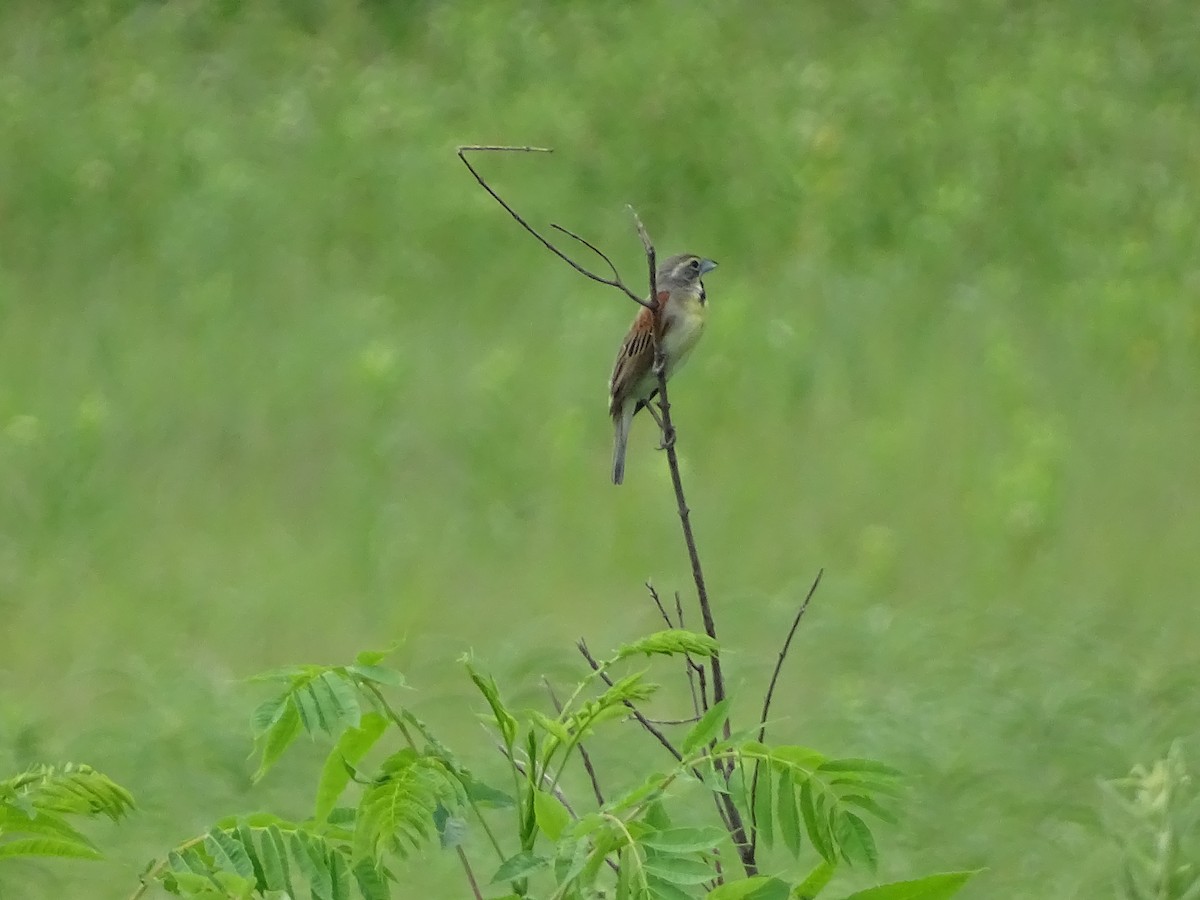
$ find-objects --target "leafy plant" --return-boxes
[0,763,134,863]
[1103,741,1200,900]
[127,638,976,899]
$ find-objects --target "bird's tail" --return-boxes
[611,407,632,485]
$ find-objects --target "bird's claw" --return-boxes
[657,431,676,451]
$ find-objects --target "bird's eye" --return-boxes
[688,258,701,272]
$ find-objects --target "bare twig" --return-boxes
[758,570,823,743]
[456,145,654,309]
[676,590,705,717]
[544,677,606,807]
[457,846,485,900]
[646,580,676,629]
[748,569,823,855]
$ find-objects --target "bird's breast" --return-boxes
[662,299,707,376]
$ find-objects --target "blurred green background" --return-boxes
[2,1,1198,897]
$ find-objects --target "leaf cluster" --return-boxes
[0,763,134,863]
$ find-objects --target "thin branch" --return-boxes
[645,580,676,629]
[457,145,653,309]
[641,715,702,726]
[675,590,704,718]
[758,570,823,744]
[457,846,485,900]
[748,569,823,856]
[544,677,606,807]
[549,222,625,284]
[630,211,757,877]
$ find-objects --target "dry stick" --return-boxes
[544,677,606,807]
[646,580,676,629]
[630,211,757,876]
[676,589,707,717]
[456,146,654,310]
[747,569,824,857]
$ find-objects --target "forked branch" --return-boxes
[456,145,655,310]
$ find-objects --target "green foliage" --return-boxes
[1103,742,1200,900]
[0,764,134,862]
[119,647,976,900]
[148,820,388,900]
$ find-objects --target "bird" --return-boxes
[608,252,718,485]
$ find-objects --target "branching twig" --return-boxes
[748,569,823,855]
[456,145,654,309]
[577,640,736,839]
[577,640,683,762]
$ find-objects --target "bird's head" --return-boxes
[657,253,718,304]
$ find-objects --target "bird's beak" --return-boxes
[699,259,718,276]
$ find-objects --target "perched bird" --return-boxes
[608,253,718,485]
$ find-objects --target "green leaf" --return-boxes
[465,661,518,750]
[260,825,294,894]
[529,709,572,744]
[643,853,716,885]
[708,876,792,899]
[290,830,333,900]
[793,860,836,899]
[347,664,409,687]
[836,813,878,872]
[640,826,726,853]
[647,873,699,900]
[818,759,902,778]
[234,823,267,889]
[617,630,719,660]
[317,671,362,730]
[253,700,303,782]
[682,699,732,755]
[834,870,982,900]
[354,649,390,666]
[0,837,102,861]
[251,693,289,737]
[799,779,834,863]
[0,806,94,847]
[329,847,352,900]
[463,773,514,809]
[206,827,255,879]
[314,712,388,822]
[533,791,570,842]
[353,857,390,900]
[776,769,802,857]
[616,844,634,900]
[491,850,550,883]
[753,764,774,850]
[840,794,899,826]
[771,746,826,774]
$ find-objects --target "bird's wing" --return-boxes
[608,298,669,417]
